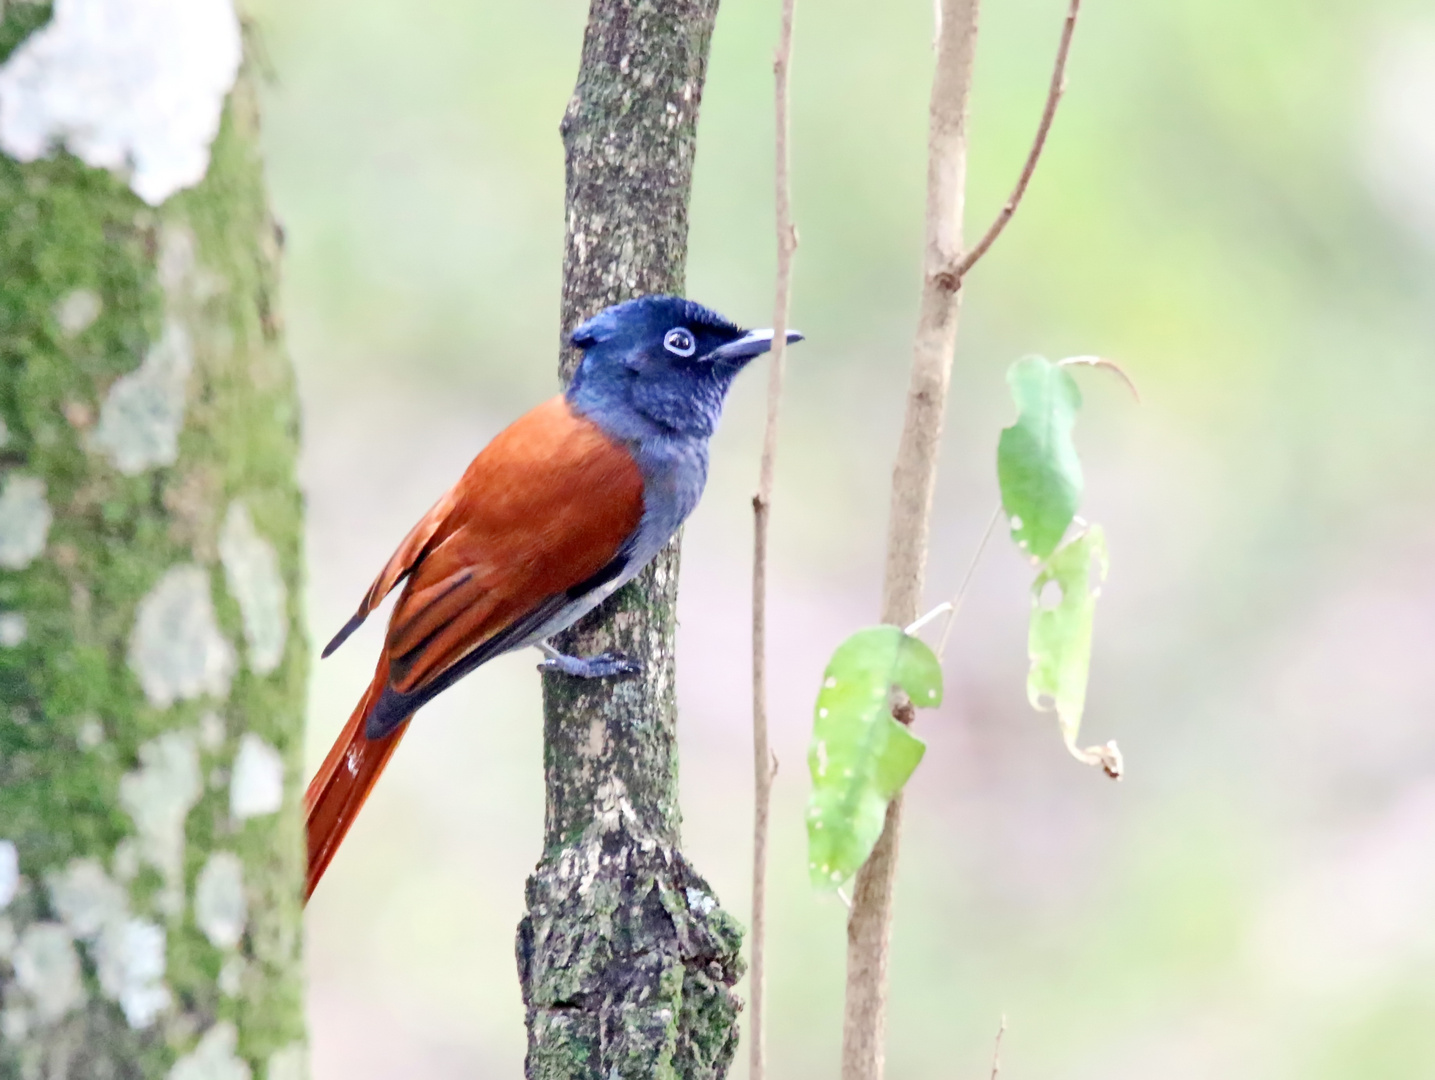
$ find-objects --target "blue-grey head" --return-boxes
[567,295,803,440]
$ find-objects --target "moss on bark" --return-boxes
[516,1,744,1077]
[0,13,307,1078]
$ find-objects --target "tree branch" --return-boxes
[948,0,1082,284]
[841,1,982,1078]
[750,3,797,1078]
[518,4,744,1076]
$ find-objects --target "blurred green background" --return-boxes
[244,0,1435,1074]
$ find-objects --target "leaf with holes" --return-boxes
[806,626,942,889]
[998,355,1083,560]
[1029,527,1119,775]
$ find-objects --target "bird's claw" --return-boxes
[537,648,642,679]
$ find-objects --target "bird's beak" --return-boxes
[706,328,805,364]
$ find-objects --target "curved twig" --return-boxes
[949,0,1082,284]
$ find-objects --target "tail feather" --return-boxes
[304,657,411,901]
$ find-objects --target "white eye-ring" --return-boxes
[663,327,696,357]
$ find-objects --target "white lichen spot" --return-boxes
[0,1003,28,1042]
[158,223,196,293]
[685,887,715,916]
[92,318,193,475]
[217,956,243,997]
[119,729,201,909]
[0,840,18,909]
[77,714,105,749]
[194,851,246,949]
[1010,515,1023,531]
[13,922,84,1023]
[49,858,126,938]
[824,676,837,689]
[55,288,102,336]
[47,857,170,1027]
[0,474,52,569]
[815,739,829,778]
[229,733,283,821]
[46,867,169,1028]
[169,1021,251,1080]
[112,838,140,882]
[198,710,226,752]
[927,688,937,699]
[129,565,235,707]
[0,612,26,647]
[219,502,287,675]
[0,0,243,206]
[95,917,171,1028]
[818,707,828,719]
[265,1043,306,1080]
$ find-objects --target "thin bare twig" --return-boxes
[989,1016,1007,1079]
[750,0,797,1077]
[949,0,1082,284]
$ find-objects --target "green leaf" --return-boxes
[806,626,941,890]
[997,355,1084,560]
[1028,527,1120,775]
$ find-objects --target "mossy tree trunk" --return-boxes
[0,10,308,1080]
[514,2,745,1078]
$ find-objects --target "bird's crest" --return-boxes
[570,295,740,349]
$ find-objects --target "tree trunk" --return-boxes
[514,2,744,1078]
[0,8,308,1078]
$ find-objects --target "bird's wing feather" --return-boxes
[305,396,644,897]
[383,396,644,696]
[321,485,463,658]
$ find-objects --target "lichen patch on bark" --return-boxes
[0,841,18,909]
[54,287,101,336]
[168,1021,250,1080]
[228,732,283,821]
[0,474,52,569]
[91,318,195,475]
[193,851,246,950]
[128,566,236,707]
[118,729,202,914]
[218,501,287,675]
[11,922,84,1027]
[0,611,26,646]
[0,0,242,206]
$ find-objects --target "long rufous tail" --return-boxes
[304,656,411,901]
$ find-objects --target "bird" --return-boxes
[303,294,803,900]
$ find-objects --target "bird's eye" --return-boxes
[663,328,696,357]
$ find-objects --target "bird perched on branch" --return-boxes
[304,295,802,899]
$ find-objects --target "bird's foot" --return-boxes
[536,642,641,679]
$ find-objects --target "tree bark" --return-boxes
[515,2,744,1079]
[0,12,307,1080]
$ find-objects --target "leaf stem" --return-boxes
[935,502,1003,660]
